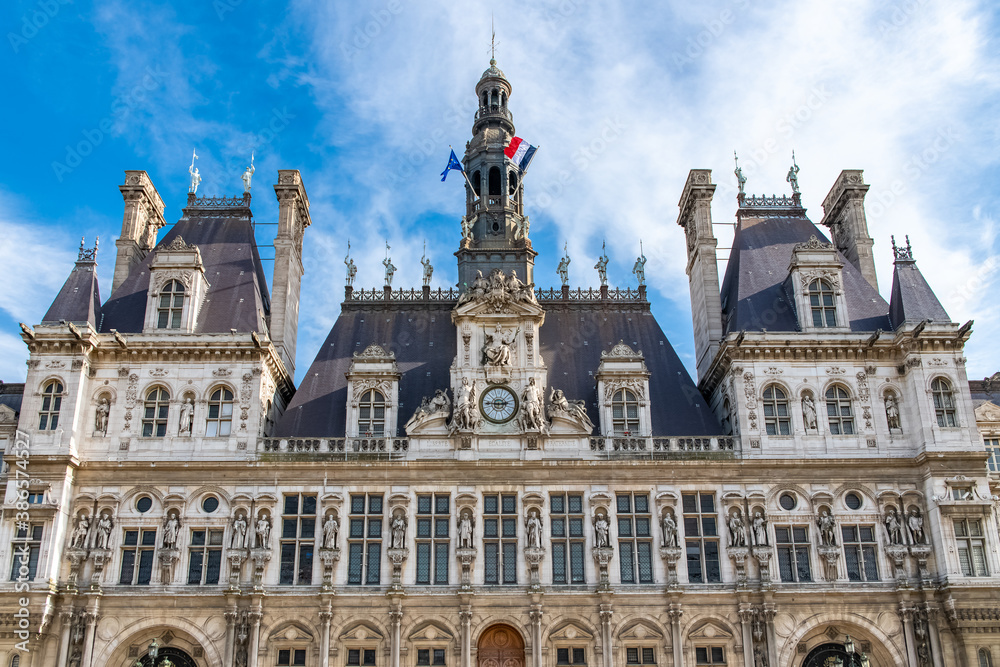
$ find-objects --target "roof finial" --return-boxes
[786,151,800,195]
[891,234,915,262]
[490,14,499,64]
[734,150,747,196]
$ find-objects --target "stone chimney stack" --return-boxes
[677,169,723,383]
[819,170,878,291]
[271,170,312,378]
[114,170,166,293]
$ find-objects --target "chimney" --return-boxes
[114,170,166,293]
[271,170,312,378]
[677,169,723,382]
[820,170,878,291]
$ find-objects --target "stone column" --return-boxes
[668,604,684,667]
[529,605,543,667]
[737,608,754,667]
[223,608,238,667]
[56,609,74,667]
[599,604,613,667]
[81,609,99,667]
[390,607,403,667]
[460,606,473,667]
[900,604,919,667]
[247,608,263,667]
[319,607,333,667]
[762,605,777,667]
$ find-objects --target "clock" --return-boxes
[480,385,518,424]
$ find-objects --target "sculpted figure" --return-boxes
[323,514,339,549]
[95,512,113,550]
[520,378,545,431]
[163,512,180,548]
[450,378,478,432]
[728,510,747,548]
[458,512,474,549]
[71,514,91,549]
[231,512,248,549]
[786,154,800,194]
[391,514,407,549]
[178,397,194,436]
[594,247,609,286]
[661,512,678,548]
[255,515,271,549]
[885,394,901,430]
[460,216,473,244]
[557,250,571,286]
[818,510,837,546]
[421,253,433,287]
[189,165,201,194]
[525,510,542,548]
[907,508,925,545]
[429,389,451,416]
[483,324,518,367]
[95,398,110,435]
[734,151,747,194]
[884,507,903,545]
[548,388,595,432]
[383,256,397,287]
[594,513,610,548]
[752,510,769,546]
[242,158,254,193]
[632,253,646,286]
[802,395,818,430]
[345,253,357,287]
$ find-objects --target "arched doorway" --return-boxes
[133,647,198,667]
[802,642,865,666]
[477,624,525,667]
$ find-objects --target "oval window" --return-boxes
[136,496,153,513]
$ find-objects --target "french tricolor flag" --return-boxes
[504,136,538,173]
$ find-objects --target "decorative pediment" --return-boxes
[601,341,643,360]
[408,622,455,643]
[164,235,196,252]
[688,620,734,640]
[793,235,833,252]
[340,622,385,642]
[0,404,15,423]
[267,622,314,643]
[454,268,541,315]
[974,401,1000,423]
[618,620,664,641]
[549,622,595,642]
[355,343,394,360]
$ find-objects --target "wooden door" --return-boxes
[477,624,525,667]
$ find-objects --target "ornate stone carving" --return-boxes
[518,378,547,433]
[164,235,195,251]
[449,378,480,433]
[660,510,679,548]
[794,235,833,251]
[801,394,818,430]
[603,340,642,359]
[728,509,748,547]
[547,388,594,433]
[456,268,536,310]
[406,389,451,431]
[602,378,645,401]
[817,510,837,547]
[907,508,925,545]
[95,398,110,436]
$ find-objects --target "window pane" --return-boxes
[206,549,222,584]
[366,543,381,584]
[620,542,635,583]
[416,543,431,584]
[188,552,204,584]
[435,542,449,584]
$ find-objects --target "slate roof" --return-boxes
[0,383,24,416]
[275,301,722,438]
[98,204,270,334]
[42,256,102,327]
[888,257,950,329]
[720,215,891,334]
[970,373,1000,410]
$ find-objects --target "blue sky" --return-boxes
[2,0,999,384]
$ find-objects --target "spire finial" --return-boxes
[489,14,499,64]
[891,234,915,262]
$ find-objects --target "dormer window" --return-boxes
[157,280,185,329]
[596,342,652,439]
[932,377,958,427]
[807,279,837,328]
[38,380,63,430]
[358,390,386,437]
[611,389,640,436]
[346,344,400,440]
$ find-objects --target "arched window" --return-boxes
[500,91,507,108]
[611,389,640,436]
[481,92,488,109]
[979,648,994,667]
[488,167,501,196]
[157,280,185,329]
[825,385,854,435]
[142,387,170,437]
[508,171,518,196]
[38,380,63,430]
[807,279,837,328]
[932,377,957,427]
[206,386,234,437]
[472,170,481,196]
[762,385,790,435]
[358,390,385,437]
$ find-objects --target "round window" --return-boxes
[202,496,220,513]
[844,492,863,510]
[136,496,153,513]
[778,493,797,511]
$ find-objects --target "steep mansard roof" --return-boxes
[99,208,271,334]
[888,256,950,329]
[42,254,102,328]
[719,214,891,334]
[276,301,722,438]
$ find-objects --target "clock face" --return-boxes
[480,386,518,424]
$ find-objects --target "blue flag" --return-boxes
[440,149,463,181]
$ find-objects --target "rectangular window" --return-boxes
[280,493,317,585]
[551,493,586,585]
[347,649,377,666]
[9,524,43,581]
[416,649,447,666]
[695,647,726,665]
[416,494,450,585]
[775,525,812,582]
[277,648,307,666]
[187,528,224,585]
[484,493,517,585]
[841,525,879,582]
[617,492,653,584]
[348,494,383,585]
[954,519,989,577]
[986,438,1000,473]
[626,647,656,664]
[683,492,720,584]
[119,528,157,585]
[556,648,586,665]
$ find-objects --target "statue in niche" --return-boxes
[661,511,678,548]
[483,324,518,367]
[162,511,180,548]
[594,513,610,548]
[753,644,767,667]
[907,508,925,545]
[885,393,901,430]
[178,397,194,436]
[94,513,113,550]
[525,510,542,549]
[460,216,473,245]
[255,514,271,549]
[450,378,478,432]
[520,378,545,431]
[95,398,110,436]
[231,512,248,549]
[752,510,769,546]
[817,509,837,546]
[391,513,407,549]
[458,511,474,549]
[728,510,748,548]
[71,514,91,549]
[884,507,903,546]
[323,514,339,549]
[557,246,571,286]
[548,388,595,432]
[594,243,609,286]
[802,394,818,430]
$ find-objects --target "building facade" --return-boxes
[2,60,1000,667]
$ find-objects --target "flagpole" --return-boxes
[512,145,539,203]
[449,145,478,198]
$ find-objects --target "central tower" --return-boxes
[455,59,537,291]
